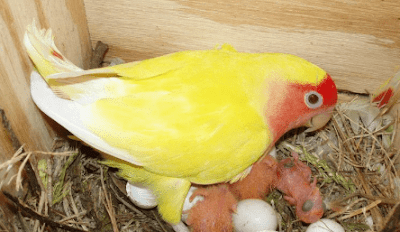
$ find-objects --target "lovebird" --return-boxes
[25,22,337,225]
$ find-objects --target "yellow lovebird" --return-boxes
[25,22,337,224]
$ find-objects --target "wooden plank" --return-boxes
[0,0,91,192]
[83,0,400,94]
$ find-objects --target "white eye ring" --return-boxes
[305,91,323,109]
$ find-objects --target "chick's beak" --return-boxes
[304,110,333,132]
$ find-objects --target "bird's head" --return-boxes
[262,54,337,142]
[295,179,325,223]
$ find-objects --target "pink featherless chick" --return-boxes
[229,154,278,199]
[185,184,238,232]
[186,151,324,230]
[276,152,324,223]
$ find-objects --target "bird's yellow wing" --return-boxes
[81,47,270,184]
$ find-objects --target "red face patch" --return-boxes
[265,74,337,141]
[316,74,337,107]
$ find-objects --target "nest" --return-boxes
[1,43,399,232]
[272,96,400,231]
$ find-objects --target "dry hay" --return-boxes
[0,140,175,232]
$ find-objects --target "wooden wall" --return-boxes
[0,0,91,193]
[83,0,400,94]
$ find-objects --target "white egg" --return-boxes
[126,182,157,209]
[306,219,344,232]
[232,199,278,232]
[181,186,204,223]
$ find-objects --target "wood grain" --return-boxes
[83,0,400,94]
[0,0,91,192]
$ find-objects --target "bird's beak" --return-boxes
[304,110,333,132]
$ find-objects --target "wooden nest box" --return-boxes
[0,1,399,230]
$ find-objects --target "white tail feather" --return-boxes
[30,71,142,166]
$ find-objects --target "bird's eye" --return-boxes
[302,200,314,212]
[305,91,323,109]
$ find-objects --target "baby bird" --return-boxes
[185,185,238,232]
[276,152,324,223]
[229,154,278,199]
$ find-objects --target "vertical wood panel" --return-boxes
[83,0,400,94]
[0,0,91,193]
